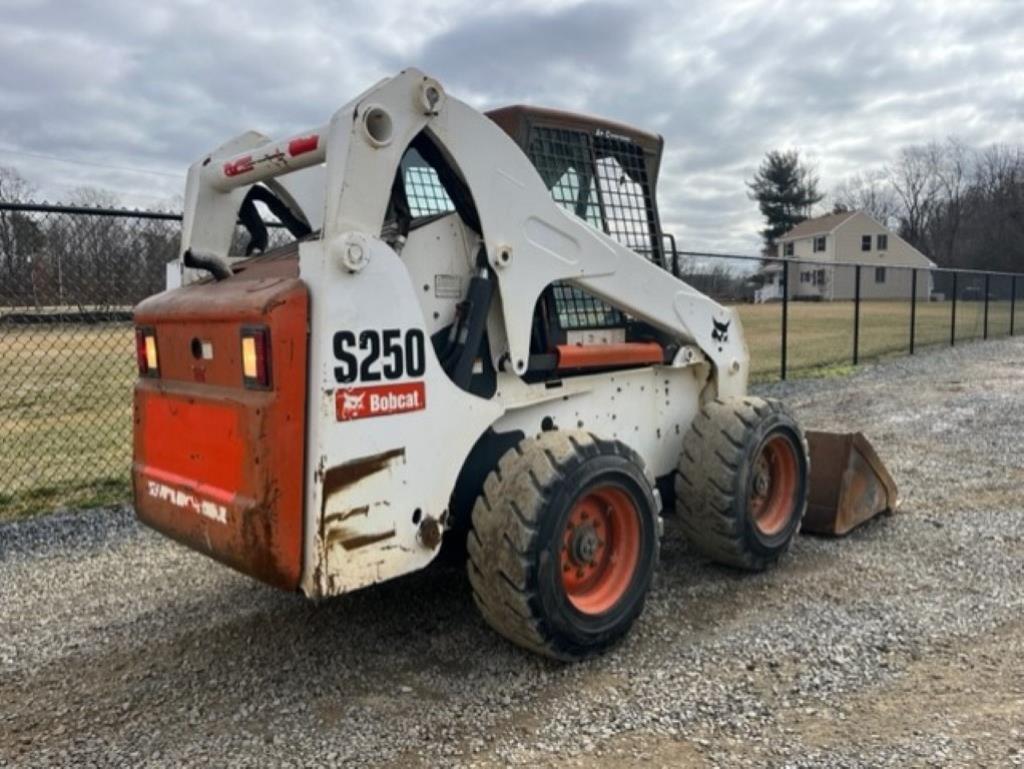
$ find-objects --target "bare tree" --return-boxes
[959,144,1024,271]
[0,165,34,203]
[55,187,127,308]
[0,166,41,295]
[830,169,901,227]
[67,186,121,209]
[829,138,1024,271]
[926,138,969,266]
[886,145,941,254]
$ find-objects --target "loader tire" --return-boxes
[467,431,660,661]
[675,397,808,571]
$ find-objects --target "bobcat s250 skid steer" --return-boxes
[132,69,893,660]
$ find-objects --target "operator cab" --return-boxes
[487,105,667,267]
[487,106,677,379]
[366,106,682,389]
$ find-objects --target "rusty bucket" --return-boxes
[802,431,899,536]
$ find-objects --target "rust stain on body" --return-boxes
[323,505,370,525]
[320,448,405,514]
[318,449,406,578]
[326,527,396,551]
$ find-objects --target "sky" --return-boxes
[1,0,1022,253]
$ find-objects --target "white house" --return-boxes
[755,210,935,302]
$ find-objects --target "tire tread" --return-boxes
[674,397,808,571]
[468,431,658,660]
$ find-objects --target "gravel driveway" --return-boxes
[2,338,1023,767]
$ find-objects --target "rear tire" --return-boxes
[467,431,660,661]
[675,397,808,571]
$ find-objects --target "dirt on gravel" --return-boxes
[2,337,1022,767]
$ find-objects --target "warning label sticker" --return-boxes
[434,274,463,299]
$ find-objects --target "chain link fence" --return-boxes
[668,250,1020,381]
[0,202,290,519]
[1,204,180,518]
[0,201,1020,518]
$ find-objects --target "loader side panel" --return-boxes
[132,270,308,590]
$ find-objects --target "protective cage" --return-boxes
[488,106,669,332]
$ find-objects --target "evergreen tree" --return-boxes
[747,150,823,253]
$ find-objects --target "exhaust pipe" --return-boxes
[183,248,233,282]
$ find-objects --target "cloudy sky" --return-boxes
[1,0,1022,252]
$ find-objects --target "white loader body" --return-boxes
[170,68,749,599]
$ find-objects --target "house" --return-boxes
[754,210,935,302]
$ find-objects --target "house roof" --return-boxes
[780,211,857,240]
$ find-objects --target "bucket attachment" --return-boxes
[802,431,899,536]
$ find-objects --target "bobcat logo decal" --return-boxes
[711,318,731,343]
[335,382,426,422]
[339,390,367,420]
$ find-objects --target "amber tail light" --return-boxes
[241,326,271,389]
[135,327,159,377]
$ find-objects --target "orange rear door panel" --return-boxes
[132,259,308,590]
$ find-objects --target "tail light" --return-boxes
[135,327,159,377]
[241,326,271,388]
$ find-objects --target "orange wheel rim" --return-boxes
[559,485,641,615]
[748,433,799,536]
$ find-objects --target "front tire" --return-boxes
[675,397,809,571]
[467,431,660,661]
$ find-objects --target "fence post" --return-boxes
[853,265,861,365]
[983,273,990,340]
[910,268,917,355]
[950,272,958,347]
[1012,275,1017,337]
[781,260,789,381]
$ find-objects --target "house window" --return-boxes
[861,235,871,251]
[813,236,826,253]
[875,267,886,283]
[784,242,794,257]
[877,234,888,251]
[800,271,809,283]
[816,269,826,286]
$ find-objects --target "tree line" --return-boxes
[4,133,1022,315]
[0,167,177,311]
[750,140,1024,273]
[0,166,284,312]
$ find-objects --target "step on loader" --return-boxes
[132,69,895,660]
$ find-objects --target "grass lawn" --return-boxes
[1,300,1019,518]
[0,323,134,520]
[734,299,1017,380]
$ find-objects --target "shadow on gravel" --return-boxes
[2,509,909,760]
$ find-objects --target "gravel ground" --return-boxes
[2,337,1023,767]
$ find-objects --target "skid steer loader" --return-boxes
[132,68,893,660]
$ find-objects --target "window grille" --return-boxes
[526,126,658,260]
[593,141,655,257]
[526,125,663,329]
[550,283,623,330]
[404,165,454,218]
